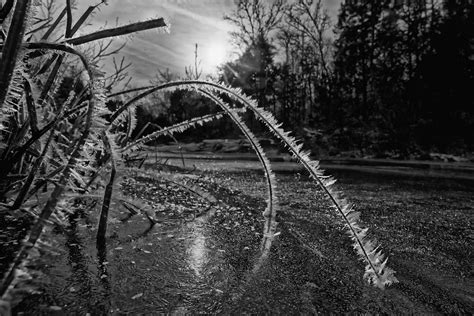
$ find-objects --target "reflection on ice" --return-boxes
[184,210,215,277]
[188,231,206,276]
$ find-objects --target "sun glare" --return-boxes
[202,41,229,72]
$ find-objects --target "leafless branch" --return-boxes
[224,0,287,46]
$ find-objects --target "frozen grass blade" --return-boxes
[0,0,14,24]
[121,111,227,152]
[65,0,73,38]
[97,131,116,245]
[0,42,100,297]
[23,77,39,136]
[108,80,398,288]
[115,84,280,262]
[197,90,279,246]
[0,0,31,108]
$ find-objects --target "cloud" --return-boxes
[159,0,234,32]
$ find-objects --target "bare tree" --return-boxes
[224,0,287,47]
[184,43,203,80]
[272,0,334,124]
[284,0,333,81]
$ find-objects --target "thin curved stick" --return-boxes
[64,18,168,46]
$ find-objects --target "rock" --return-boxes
[222,145,241,153]
[183,142,202,152]
[429,153,468,162]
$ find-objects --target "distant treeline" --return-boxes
[131,0,474,157]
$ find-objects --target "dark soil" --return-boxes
[4,162,474,315]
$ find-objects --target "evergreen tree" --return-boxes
[416,0,474,151]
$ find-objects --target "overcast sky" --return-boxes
[76,0,342,85]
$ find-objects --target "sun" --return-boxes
[201,41,230,72]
